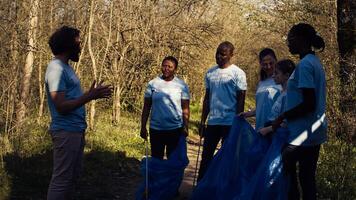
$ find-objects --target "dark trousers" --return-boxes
[149,127,182,159]
[197,125,231,181]
[282,144,321,200]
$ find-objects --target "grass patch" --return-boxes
[0,107,354,199]
[0,112,144,199]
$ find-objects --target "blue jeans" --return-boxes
[198,125,231,181]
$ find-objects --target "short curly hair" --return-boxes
[48,26,80,55]
[162,56,179,69]
[218,41,235,54]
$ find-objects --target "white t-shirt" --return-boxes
[144,76,190,130]
[205,64,247,125]
[255,78,282,129]
[286,54,327,146]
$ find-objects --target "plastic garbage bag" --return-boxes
[136,136,189,200]
[236,126,289,200]
[191,116,288,200]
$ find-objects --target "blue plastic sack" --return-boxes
[236,125,289,200]
[191,116,289,200]
[136,136,189,200]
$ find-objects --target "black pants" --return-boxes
[282,144,321,200]
[149,127,182,159]
[197,125,231,181]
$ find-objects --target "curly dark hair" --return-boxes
[48,26,80,55]
[218,41,235,54]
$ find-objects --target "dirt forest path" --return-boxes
[175,135,202,200]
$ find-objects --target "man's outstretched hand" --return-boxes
[87,80,113,100]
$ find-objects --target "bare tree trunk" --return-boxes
[37,0,54,121]
[337,0,355,87]
[5,87,15,134]
[99,0,113,82]
[111,45,120,125]
[112,85,121,125]
[111,33,130,124]
[37,53,45,121]
[16,0,39,131]
[337,0,356,141]
[88,0,97,130]
[6,0,19,136]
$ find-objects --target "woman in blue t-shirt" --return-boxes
[240,48,281,130]
[258,59,296,136]
[272,23,327,200]
[140,56,190,159]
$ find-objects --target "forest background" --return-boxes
[0,0,354,199]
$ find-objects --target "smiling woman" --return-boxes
[239,48,281,131]
[161,57,177,81]
[140,56,190,160]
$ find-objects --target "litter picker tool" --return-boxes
[144,139,149,200]
[192,126,204,188]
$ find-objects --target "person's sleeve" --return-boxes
[298,61,315,89]
[144,82,153,98]
[236,70,247,91]
[270,87,280,103]
[181,83,190,100]
[46,64,66,92]
[204,73,209,90]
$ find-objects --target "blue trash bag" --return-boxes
[236,127,289,200]
[191,116,289,200]
[136,136,189,200]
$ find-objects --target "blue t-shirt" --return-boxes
[286,54,327,146]
[45,59,87,132]
[255,78,281,129]
[145,76,190,130]
[205,64,247,125]
[268,91,286,121]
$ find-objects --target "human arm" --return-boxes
[239,108,255,118]
[258,126,273,136]
[50,80,112,115]
[236,90,246,114]
[140,97,152,140]
[199,89,210,137]
[272,60,318,130]
[272,88,316,130]
[181,99,190,137]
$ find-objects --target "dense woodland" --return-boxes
[0,0,354,199]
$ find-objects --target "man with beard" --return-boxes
[45,26,112,200]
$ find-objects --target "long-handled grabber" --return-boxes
[144,139,149,200]
[192,131,203,188]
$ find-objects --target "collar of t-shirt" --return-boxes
[299,51,315,59]
[160,75,176,82]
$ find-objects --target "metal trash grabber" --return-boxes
[144,139,149,200]
[192,125,204,188]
